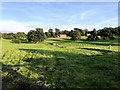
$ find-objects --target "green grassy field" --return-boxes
[1,36,120,89]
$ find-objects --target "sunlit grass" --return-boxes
[2,36,120,89]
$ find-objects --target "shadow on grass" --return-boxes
[79,39,119,46]
[79,41,119,46]
[48,38,119,46]
[2,47,120,89]
[47,38,73,43]
[81,48,115,54]
[17,48,120,88]
[2,63,46,90]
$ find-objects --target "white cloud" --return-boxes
[0,20,34,33]
[0,17,118,34]
[66,9,97,24]
[80,10,92,20]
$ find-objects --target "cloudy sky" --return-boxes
[0,2,118,33]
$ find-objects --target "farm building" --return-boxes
[86,34,91,36]
[57,34,67,38]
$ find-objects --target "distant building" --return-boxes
[57,34,67,38]
[86,34,91,36]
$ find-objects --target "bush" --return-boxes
[12,39,28,44]
[27,28,46,43]
[109,36,115,40]
[87,35,94,41]
[70,30,81,41]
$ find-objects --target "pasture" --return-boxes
[1,36,120,89]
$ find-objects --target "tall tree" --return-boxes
[71,30,81,41]
[5,33,15,39]
[61,30,70,36]
[74,28,85,36]
[45,32,51,38]
[99,27,114,40]
[55,28,61,37]
[87,28,99,41]
[27,30,36,43]
[36,28,46,42]
[27,28,45,43]
[16,32,26,40]
[48,28,55,38]
[69,30,74,37]
[84,29,88,36]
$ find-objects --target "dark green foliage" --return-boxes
[12,32,27,43]
[45,32,51,38]
[69,30,74,37]
[71,30,81,41]
[36,28,46,42]
[87,28,99,41]
[87,35,94,41]
[27,28,45,43]
[98,27,115,40]
[74,28,85,36]
[84,29,88,36]
[0,32,2,39]
[2,33,15,39]
[51,32,56,38]
[48,28,56,38]
[16,32,26,40]
[27,30,36,42]
[2,33,7,39]
[61,30,70,36]
[118,26,120,35]
[12,39,28,44]
[55,28,61,37]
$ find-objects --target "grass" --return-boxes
[1,36,120,89]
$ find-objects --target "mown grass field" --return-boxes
[1,36,120,89]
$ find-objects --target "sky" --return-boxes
[0,2,118,33]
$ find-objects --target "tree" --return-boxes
[35,28,46,42]
[55,28,61,37]
[16,32,26,40]
[4,33,15,39]
[71,30,81,41]
[111,27,119,35]
[87,28,99,41]
[27,30,36,43]
[45,32,51,38]
[69,30,74,37]
[74,28,85,36]
[12,32,27,43]
[27,28,45,43]
[118,26,120,35]
[0,32,2,39]
[84,29,88,36]
[48,28,55,38]
[2,33,7,39]
[92,28,99,40]
[98,27,115,40]
[61,30,70,36]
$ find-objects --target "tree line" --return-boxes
[1,26,120,43]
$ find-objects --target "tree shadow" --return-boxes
[48,38,72,44]
[2,63,46,89]
[81,48,115,54]
[47,38,119,46]
[18,48,120,89]
[79,39,119,46]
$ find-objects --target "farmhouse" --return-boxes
[86,34,91,36]
[57,34,67,38]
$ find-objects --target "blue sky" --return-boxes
[1,2,118,33]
